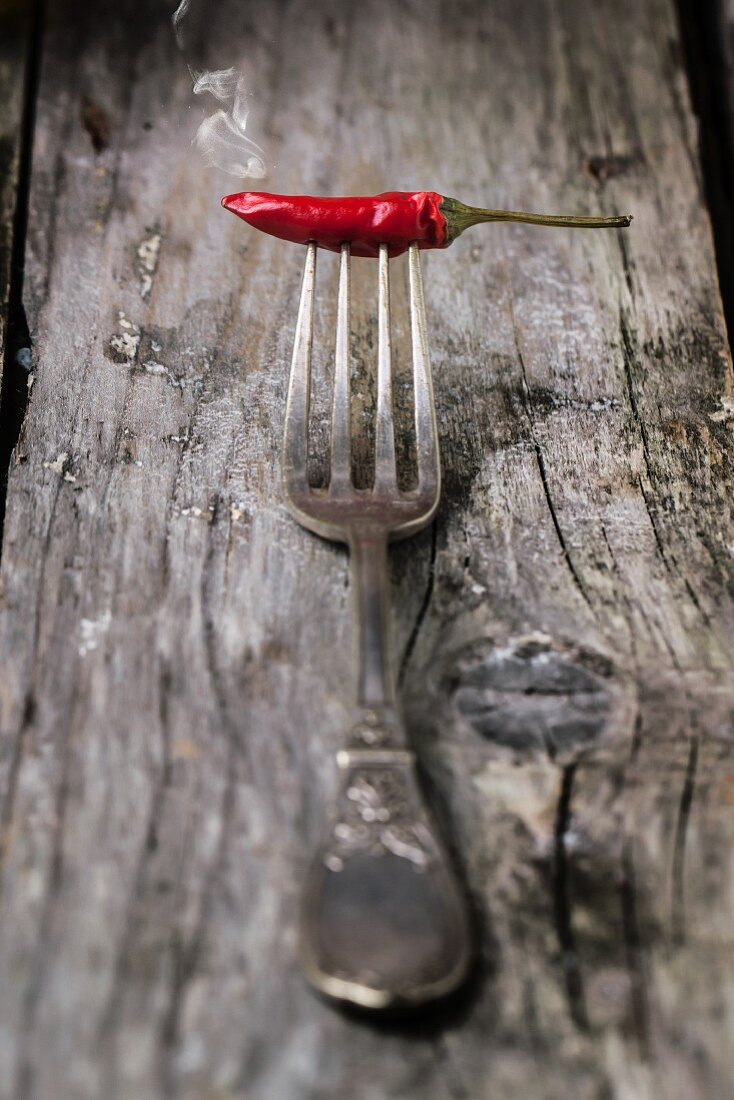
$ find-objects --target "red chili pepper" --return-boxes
[221,191,631,258]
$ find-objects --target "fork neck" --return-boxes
[348,531,406,749]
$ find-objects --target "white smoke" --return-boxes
[173,2,267,180]
[172,0,191,48]
[191,67,266,178]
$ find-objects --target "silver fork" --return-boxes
[284,240,471,1011]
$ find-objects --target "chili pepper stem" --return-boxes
[441,196,632,243]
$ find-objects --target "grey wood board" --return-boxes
[1,0,733,1097]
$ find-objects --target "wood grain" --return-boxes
[1,0,733,1097]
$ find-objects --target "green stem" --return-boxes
[442,196,632,243]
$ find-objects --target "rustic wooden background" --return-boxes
[1,0,733,1097]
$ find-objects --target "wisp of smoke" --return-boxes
[173,2,267,180]
[172,0,191,49]
[191,67,266,178]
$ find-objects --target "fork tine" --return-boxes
[374,243,398,493]
[329,243,352,492]
[283,241,317,500]
[408,243,440,498]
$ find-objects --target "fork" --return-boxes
[283,240,472,1011]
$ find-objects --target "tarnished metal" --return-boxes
[283,241,472,1011]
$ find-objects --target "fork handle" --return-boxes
[299,751,471,1010]
[349,532,405,744]
[298,535,472,1009]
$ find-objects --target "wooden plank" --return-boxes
[0,0,733,1097]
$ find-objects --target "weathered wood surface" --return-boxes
[1,0,733,1097]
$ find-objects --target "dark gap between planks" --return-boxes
[0,0,44,555]
[676,0,734,343]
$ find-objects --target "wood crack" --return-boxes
[619,311,655,489]
[671,732,699,943]
[201,494,245,745]
[599,521,639,664]
[398,519,437,689]
[0,692,34,876]
[532,438,593,609]
[620,840,651,1057]
[621,309,713,633]
[0,471,63,906]
[552,762,588,1030]
[511,306,593,609]
[616,228,636,302]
